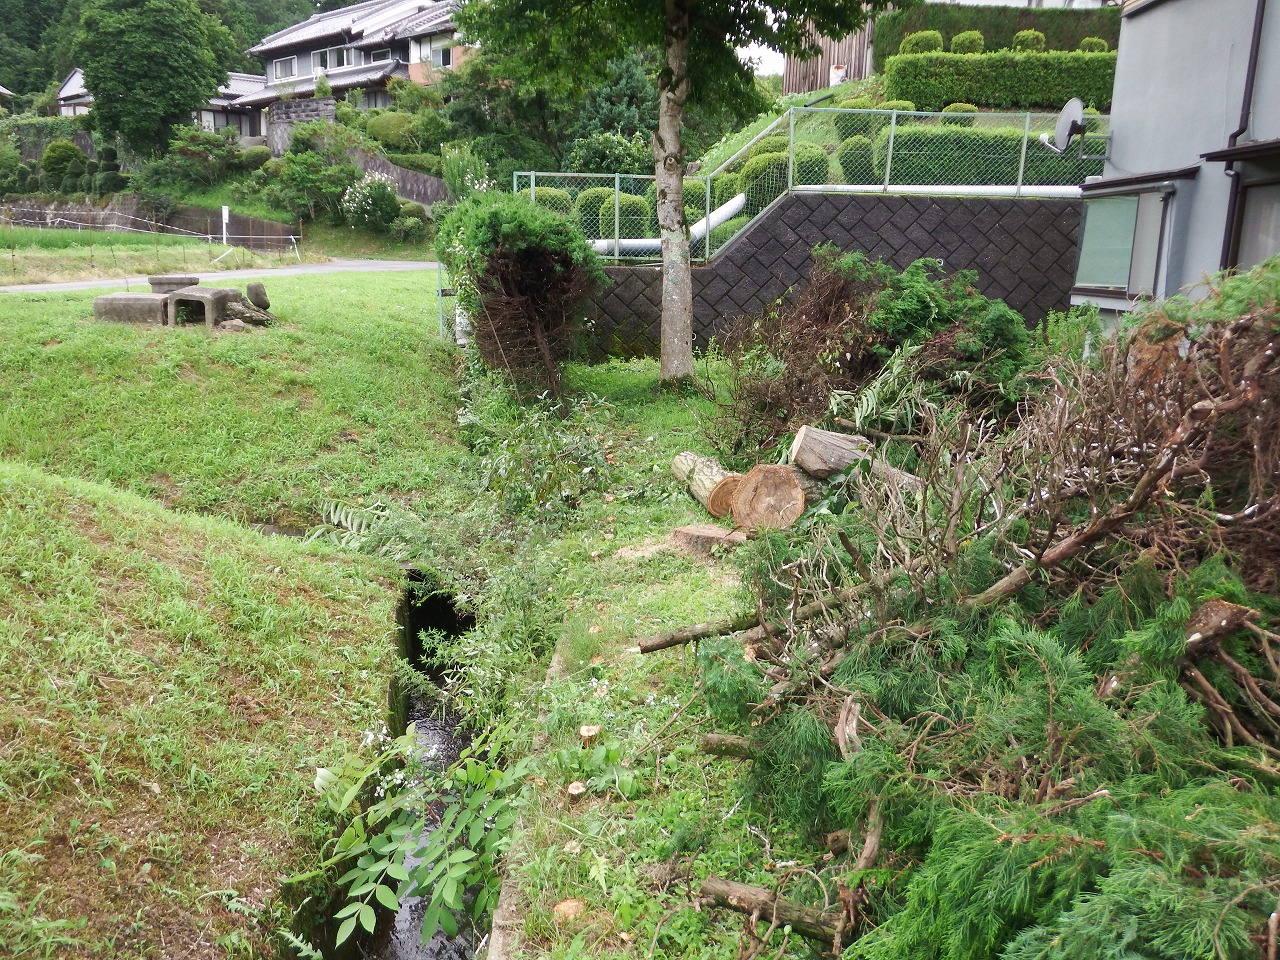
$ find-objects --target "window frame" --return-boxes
[311,46,353,72]
[273,56,297,81]
[1074,187,1173,300]
[368,48,392,63]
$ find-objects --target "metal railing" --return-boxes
[515,106,1110,264]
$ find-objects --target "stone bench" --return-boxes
[93,292,170,325]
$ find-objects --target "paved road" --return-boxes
[0,258,441,294]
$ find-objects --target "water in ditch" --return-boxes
[360,577,477,960]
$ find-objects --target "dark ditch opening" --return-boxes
[362,570,477,960]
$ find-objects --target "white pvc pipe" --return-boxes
[591,192,746,256]
[797,184,1083,199]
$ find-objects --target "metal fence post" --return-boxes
[883,111,897,191]
[614,173,621,260]
[1016,113,1031,196]
[512,171,518,193]
[787,108,796,193]
[705,175,712,263]
[530,171,537,204]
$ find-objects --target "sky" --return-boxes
[738,44,786,76]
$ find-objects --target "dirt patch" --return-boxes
[613,538,673,561]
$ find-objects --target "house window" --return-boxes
[430,45,452,69]
[273,57,296,80]
[1075,191,1167,297]
[1236,182,1280,271]
[312,46,353,71]
[368,48,391,63]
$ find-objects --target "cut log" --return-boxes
[706,476,742,518]
[731,464,822,532]
[671,523,747,555]
[788,426,873,479]
[579,724,602,748]
[789,425,922,490]
[698,875,842,943]
[672,452,741,517]
[701,733,753,758]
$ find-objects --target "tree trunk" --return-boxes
[655,0,693,381]
[672,452,740,517]
[702,733,753,757]
[788,426,872,479]
[699,875,842,943]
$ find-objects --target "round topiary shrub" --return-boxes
[899,30,943,55]
[365,111,417,150]
[880,100,917,115]
[793,142,830,186]
[739,151,789,216]
[572,186,617,238]
[950,30,984,54]
[1013,29,1046,52]
[1082,106,1103,133]
[40,140,88,183]
[837,135,875,184]
[712,173,740,206]
[518,186,573,216]
[389,216,428,244]
[1078,36,1109,53]
[597,191,650,237]
[749,134,791,159]
[834,97,879,142]
[941,103,979,126]
[399,200,429,222]
[341,171,401,231]
[236,145,273,171]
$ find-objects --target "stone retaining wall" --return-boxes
[266,98,337,155]
[585,192,1081,359]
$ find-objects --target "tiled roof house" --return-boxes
[57,67,268,136]
[239,0,465,110]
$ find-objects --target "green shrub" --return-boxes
[436,192,605,396]
[941,102,979,126]
[365,111,417,150]
[40,140,87,183]
[707,213,750,251]
[236,145,272,172]
[255,152,361,221]
[712,173,741,206]
[398,200,428,222]
[837,135,876,183]
[884,51,1117,111]
[1078,36,1109,52]
[880,100,917,114]
[834,97,880,141]
[1013,29,1046,52]
[0,145,21,193]
[739,151,789,216]
[872,6,1120,73]
[564,132,651,175]
[386,153,442,176]
[389,215,428,244]
[792,141,830,186]
[341,171,401,231]
[1083,106,1103,133]
[572,186,617,237]
[748,134,791,159]
[950,30,984,54]
[873,124,1102,186]
[518,185,573,216]
[441,142,492,198]
[597,191,650,237]
[899,30,943,55]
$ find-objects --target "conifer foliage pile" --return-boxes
[685,259,1280,958]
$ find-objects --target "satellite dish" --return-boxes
[1039,98,1086,155]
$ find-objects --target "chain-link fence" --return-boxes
[515,106,1109,263]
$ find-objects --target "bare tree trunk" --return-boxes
[655,0,693,381]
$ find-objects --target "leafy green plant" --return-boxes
[366,111,418,150]
[341,172,401,232]
[564,131,652,175]
[550,741,642,799]
[899,30,943,55]
[255,152,361,221]
[941,102,979,126]
[1078,36,1109,52]
[883,50,1116,111]
[441,142,494,198]
[1012,28,1047,52]
[739,150,788,216]
[305,724,533,946]
[792,140,830,185]
[949,30,984,54]
[164,124,241,186]
[39,140,86,183]
[838,135,876,183]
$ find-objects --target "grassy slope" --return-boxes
[0,272,461,524]
[0,461,398,958]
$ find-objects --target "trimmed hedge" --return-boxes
[572,186,617,237]
[883,51,1117,111]
[793,142,830,186]
[872,4,1121,73]
[596,192,650,237]
[740,151,788,216]
[386,153,442,176]
[834,98,879,141]
[872,124,1102,186]
[900,30,943,55]
[519,185,573,216]
[837,136,875,184]
[1013,29,1046,52]
[941,103,979,126]
[950,31,984,55]
[1079,36,1109,53]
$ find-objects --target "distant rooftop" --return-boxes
[247,0,459,57]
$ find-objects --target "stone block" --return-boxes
[93,292,169,325]
[167,286,243,330]
[148,275,200,295]
[246,282,270,310]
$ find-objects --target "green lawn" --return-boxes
[0,461,399,958]
[0,271,460,524]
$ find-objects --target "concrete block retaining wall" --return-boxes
[584,192,1081,360]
